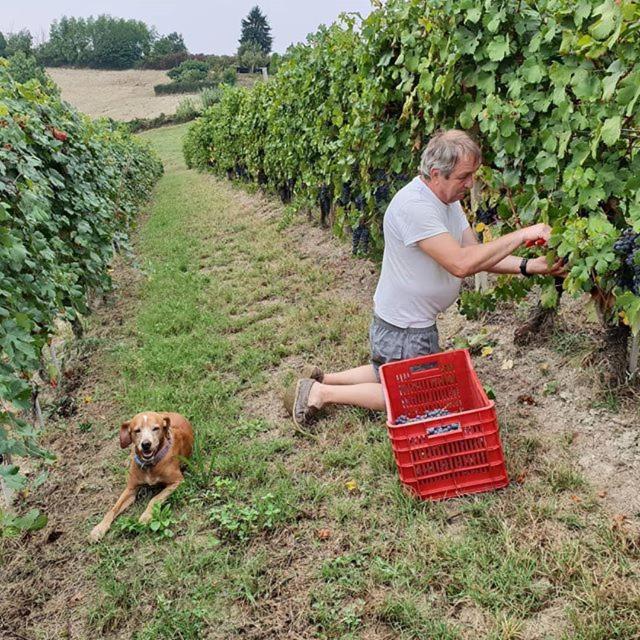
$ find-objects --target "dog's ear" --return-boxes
[162,416,171,431]
[119,421,132,448]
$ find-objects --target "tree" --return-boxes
[5,30,33,56]
[0,32,7,57]
[152,32,187,57]
[38,17,91,66]
[238,6,272,55]
[237,42,269,73]
[87,16,153,69]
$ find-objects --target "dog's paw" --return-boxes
[138,511,152,525]
[89,525,106,543]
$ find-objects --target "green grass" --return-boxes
[82,123,640,639]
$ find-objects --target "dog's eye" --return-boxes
[134,428,141,434]
[152,427,160,431]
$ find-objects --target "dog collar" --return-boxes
[134,435,172,470]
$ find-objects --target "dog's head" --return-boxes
[119,412,171,461]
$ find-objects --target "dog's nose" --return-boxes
[141,441,152,452]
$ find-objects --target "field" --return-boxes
[1,123,639,639]
[45,68,201,120]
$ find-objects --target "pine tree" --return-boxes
[238,6,272,55]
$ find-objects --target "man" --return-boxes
[284,129,564,428]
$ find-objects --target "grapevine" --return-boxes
[0,60,163,508]
[184,0,640,369]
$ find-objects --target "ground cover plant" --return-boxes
[184,0,640,378]
[1,123,638,639]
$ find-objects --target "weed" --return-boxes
[546,466,586,493]
[208,492,289,540]
[115,503,179,539]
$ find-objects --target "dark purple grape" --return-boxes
[338,183,352,206]
[476,205,498,225]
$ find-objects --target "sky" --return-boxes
[1,1,375,55]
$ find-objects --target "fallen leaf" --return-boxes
[613,514,627,526]
[317,528,331,540]
[501,359,514,370]
[570,494,582,503]
[516,472,527,484]
[517,394,536,405]
[345,479,358,492]
[83,395,93,404]
[481,346,494,357]
[598,491,607,498]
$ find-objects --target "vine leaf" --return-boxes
[601,115,621,146]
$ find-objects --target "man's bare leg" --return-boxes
[323,364,378,385]
[307,380,385,412]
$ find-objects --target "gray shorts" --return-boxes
[369,314,440,381]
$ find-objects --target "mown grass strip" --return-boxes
[87,124,640,640]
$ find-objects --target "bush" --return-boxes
[4,52,50,85]
[200,87,221,109]
[167,59,210,82]
[175,97,200,120]
[139,51,189,70]
[125,110,200,133]
[154,80,218,95]
[221,67,237,85]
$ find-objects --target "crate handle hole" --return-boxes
[410,362,438,373]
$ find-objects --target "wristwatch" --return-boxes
[519,257,532,277]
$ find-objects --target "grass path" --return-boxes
[3,123,639,639]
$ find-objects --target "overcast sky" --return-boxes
[1,1,375,55]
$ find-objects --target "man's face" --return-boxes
[430,155,480,204]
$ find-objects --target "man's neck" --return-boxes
[419,175,448,205]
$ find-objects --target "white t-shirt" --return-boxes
[373,176,470,328]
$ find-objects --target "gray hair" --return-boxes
[419,130,482,179]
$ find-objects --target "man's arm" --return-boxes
[461,228,522,274]
[460,227,566,276]
[418,223,550,278]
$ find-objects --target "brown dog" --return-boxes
[89,411,194,542]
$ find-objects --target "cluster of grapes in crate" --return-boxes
[393,408,451,425]
[426,423,460,436]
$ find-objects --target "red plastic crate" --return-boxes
[380,349,508,500]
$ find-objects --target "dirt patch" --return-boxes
[46,68,200,120]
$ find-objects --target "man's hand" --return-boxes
[520,223,552,246]
[526,255,567,276]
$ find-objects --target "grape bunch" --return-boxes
[318,184,332,216]
[352,222,370,255]
[371,169,391,206]
[354,194,365,211]
[476,205,498,225]
[613,227,640,295]
[337,182,352,207]
[374,182,390,205]
[393,408,451,425]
